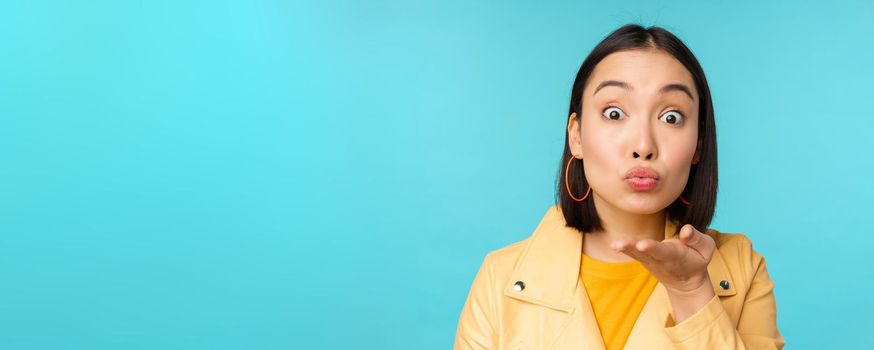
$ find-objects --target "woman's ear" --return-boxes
[567,112,584,158]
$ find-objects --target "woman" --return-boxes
[454,24,784,349]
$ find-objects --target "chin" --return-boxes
[620,194,670,214]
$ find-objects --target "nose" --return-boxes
[631,121,657,160]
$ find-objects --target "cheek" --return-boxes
[580,126,621,185]
[580,116,618,154]
[580,124,612,161]
[677,130,699,161]
[662,137,698,188]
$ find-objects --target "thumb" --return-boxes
[679,224,712,252]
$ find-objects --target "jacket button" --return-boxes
[513,281,525,291]
[720,280,730,290]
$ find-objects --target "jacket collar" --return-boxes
[503,204,735,312]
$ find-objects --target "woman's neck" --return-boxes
[582,192,666,263]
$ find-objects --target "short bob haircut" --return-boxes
[556,24,718,238]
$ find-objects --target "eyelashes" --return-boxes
[601,105,685,125]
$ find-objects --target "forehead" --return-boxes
[586,49,696,96]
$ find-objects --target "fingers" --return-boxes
[611,238,658,264]
[635,239,675,261]
[609,237,633,254]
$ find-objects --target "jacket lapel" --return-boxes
[503,205,582,312]
[503,205,603,349]
[504,205,737,349]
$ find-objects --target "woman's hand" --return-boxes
[610,224,717,323]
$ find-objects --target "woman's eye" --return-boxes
[659,110,684,125]
[602,106,626,120]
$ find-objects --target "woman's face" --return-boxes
[567,48,701,215]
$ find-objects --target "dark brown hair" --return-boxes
[555,24,718,237]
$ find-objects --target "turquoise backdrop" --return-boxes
[1,0,871,348]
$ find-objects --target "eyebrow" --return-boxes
[592,80,695,101]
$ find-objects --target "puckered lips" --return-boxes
[624,166,659,191]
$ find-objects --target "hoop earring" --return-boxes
[679,196,690,206]
[565,156,591,202]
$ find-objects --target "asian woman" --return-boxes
[454,24,784,349]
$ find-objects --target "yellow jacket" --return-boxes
[454,205,785,349]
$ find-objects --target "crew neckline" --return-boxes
[581,253,652,278]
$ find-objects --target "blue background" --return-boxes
[2,0,871,348]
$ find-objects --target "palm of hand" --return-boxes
[610,224,716,293]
